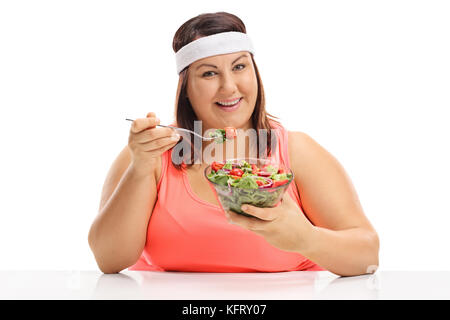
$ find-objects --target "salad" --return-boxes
[209,127,237,143]
[205,159,293,216]
[207,160,292,189]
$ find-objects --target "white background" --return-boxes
[0,0,449,271]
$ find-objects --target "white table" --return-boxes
[1,271,449,300]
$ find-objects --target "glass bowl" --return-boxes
[204,158,294,217]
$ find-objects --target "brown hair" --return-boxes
[171,12,280,170]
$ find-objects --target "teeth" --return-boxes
[217,98,240,106]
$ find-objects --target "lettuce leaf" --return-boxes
[233,176,259,189]
[207,172,229,186]
[264,165,278,174]
[223,161,233,170]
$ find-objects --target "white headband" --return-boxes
[175,31,255,74]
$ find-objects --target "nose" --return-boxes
[218,70,238,94]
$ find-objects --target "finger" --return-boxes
[226,210,271,231]
[130,117,160,134]
[139,134,181,152]
[146,112,156,118]
[135,127,177,144]
[239,204,278,222]
[144,139,180,155]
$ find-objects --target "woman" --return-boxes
[88,12,379,276]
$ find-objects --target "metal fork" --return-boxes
[125,118,216,141]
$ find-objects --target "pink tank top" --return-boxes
[129,120,325,272]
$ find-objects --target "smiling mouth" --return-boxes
[215,97,243,107]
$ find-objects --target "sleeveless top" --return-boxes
[129,120,325,272]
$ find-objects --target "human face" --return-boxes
[186,51,258,132]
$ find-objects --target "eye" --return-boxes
[202,71,216,77]
[202,64,246,77]
[234,64,246,70]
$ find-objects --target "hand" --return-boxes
[226,192,315,253]
[128,112,181,173]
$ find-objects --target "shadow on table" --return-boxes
[315,273,380,299]
[134,271,322,299]
[91,273,141,299]
[91,270,381,299]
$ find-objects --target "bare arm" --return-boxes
[289,131,379,276]
[88,113,180,274]
[88,146,159,274]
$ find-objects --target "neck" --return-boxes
[188,119,259,165]
[201,132,258,165]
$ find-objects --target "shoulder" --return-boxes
[287,130,310,151]
[288,129,338,161]
[287,131,370,230]
[287,131,309,186]
[287,131,317,168]
[287,130,343,180]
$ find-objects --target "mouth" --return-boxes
[215,97,243,112]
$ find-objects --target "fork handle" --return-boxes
[158,125,208,140]
[157,124,188,133]
[125,119,213,140]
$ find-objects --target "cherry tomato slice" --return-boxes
[224,127,237,140]
[257,171,272,177]
[256,180,265,186]
[230,168,244,177]
[211,161,224,172]
[273,179,289,187]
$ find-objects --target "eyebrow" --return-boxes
[196,54,249,70]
